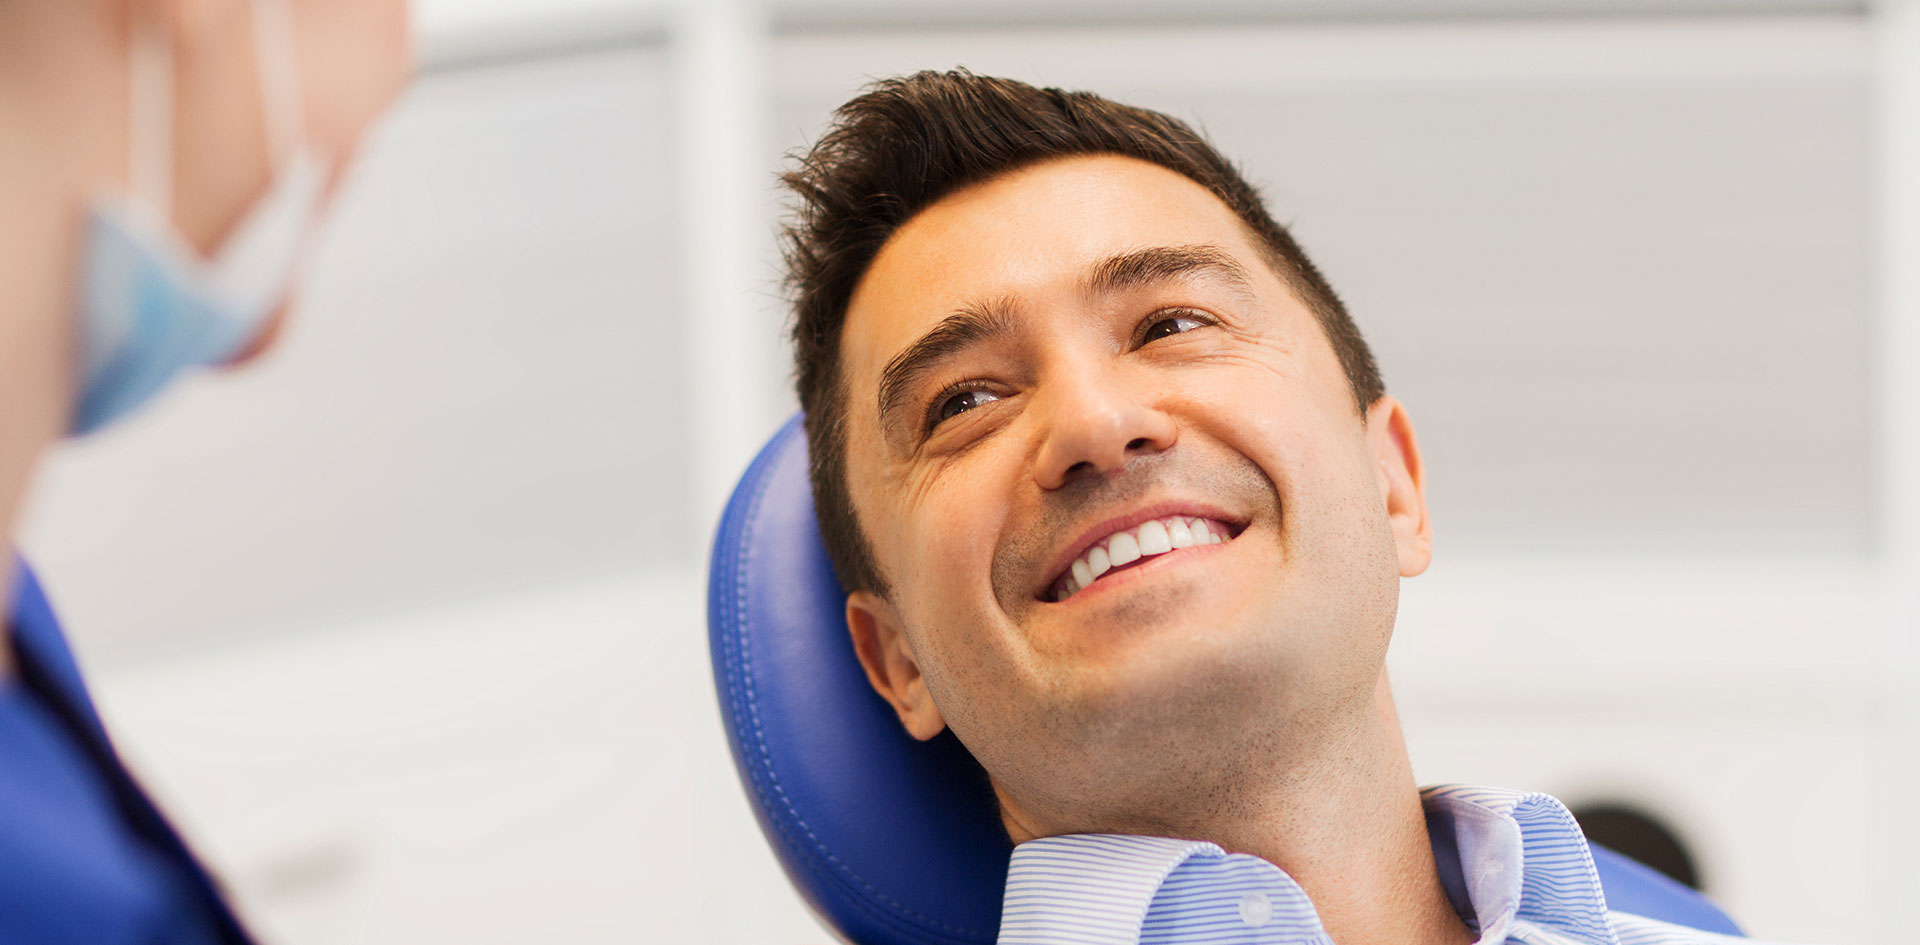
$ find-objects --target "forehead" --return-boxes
[839,155,1271,402]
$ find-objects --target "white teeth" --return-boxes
[1087,546,1111,578]
[1137,519,1172,555]
[1168,518,1194,549]
[1052,514,1234,601]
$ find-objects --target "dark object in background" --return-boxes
[1572,802,1705,891]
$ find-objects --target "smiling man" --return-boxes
[780,71,1763,945]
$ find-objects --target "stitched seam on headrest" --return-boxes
[729,421,993,943]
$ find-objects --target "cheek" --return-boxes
[1170,366,1321,500]
[1173,351,1388,568]
[885,453,1036,697]
[893,461,1007,609]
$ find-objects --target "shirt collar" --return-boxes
[999,835,1225,945]
[1422,785,1617,945]
[997,786,1617,945]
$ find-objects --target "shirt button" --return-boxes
[1239,891,1273,928]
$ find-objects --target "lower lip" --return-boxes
[1051,538,1233,605]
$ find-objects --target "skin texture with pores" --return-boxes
[838,155,1456,945]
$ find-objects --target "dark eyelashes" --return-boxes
[922,379,998,436]
[919,307,1218,436]
[1130,307,1215,347]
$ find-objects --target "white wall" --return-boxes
[14,5,1912,944]
[90,571,819,944]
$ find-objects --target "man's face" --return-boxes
[839,155,1429,831]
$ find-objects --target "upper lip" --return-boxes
[1035,499,1250,600]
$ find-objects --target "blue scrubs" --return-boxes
[2,560,251,943]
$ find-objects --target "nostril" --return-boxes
[1065,460,1095,479]
[1126,437,1150,451]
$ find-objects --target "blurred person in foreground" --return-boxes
[784,71,1778,945]
[0,0,408,939]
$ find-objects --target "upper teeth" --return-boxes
[1053,515,1230,601]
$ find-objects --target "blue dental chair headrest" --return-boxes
[706,414,1744,944]
[707,415,1010,945]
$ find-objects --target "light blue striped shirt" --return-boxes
[998,785,1785,945]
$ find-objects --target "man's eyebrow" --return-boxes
[1084,244,1256,300]
[876,298,1016,435]
[871,246,1250,436]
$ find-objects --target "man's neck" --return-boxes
[1205,682,1471,945]
[1005,674,1474,945]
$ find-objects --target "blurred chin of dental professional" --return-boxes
[0,0,409,940]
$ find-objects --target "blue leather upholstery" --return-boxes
[708,414,1744,943]
[710,416,1009,945]
[1590,846,1743,936]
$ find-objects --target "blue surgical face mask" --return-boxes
[70,0,329,436]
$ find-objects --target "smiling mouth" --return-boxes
[1045,514,1244,602]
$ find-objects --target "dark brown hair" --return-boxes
[783,69,1382,596]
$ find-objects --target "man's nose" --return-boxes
[1031,367,1178,491]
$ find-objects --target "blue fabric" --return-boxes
[708,414,1747,945]
[3,558,252,944]
[1428,793,1745,938]
[999,787,1756,945]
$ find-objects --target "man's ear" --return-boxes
[1364,395,1431,577]
[847,590,947,741]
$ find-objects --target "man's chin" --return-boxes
[982,668,1283,837]
[1041,630,1287,742]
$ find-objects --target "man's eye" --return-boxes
[930,388,1001,429]
[1141,312,1209,344]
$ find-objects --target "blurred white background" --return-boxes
[15,0,1920,942]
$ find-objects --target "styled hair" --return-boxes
[783,69,1383,596]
